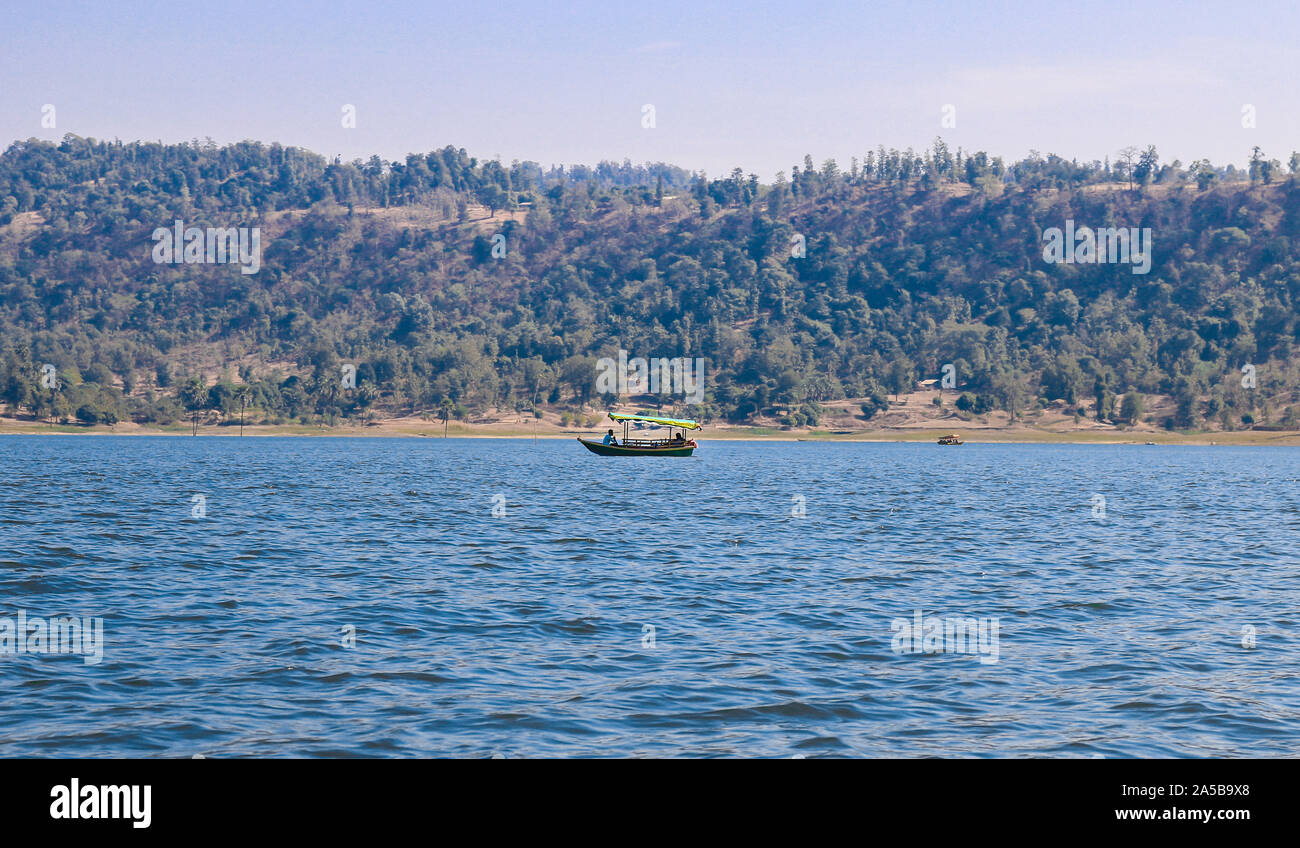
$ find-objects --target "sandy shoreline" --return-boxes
[7,386,1297,446]
[3,417,1298,446]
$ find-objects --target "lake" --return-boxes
[1,435,1297,757]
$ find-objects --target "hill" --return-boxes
[2,135,1299,434]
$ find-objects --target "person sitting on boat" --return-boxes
[602,429,617,445]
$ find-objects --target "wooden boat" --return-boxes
[578,413,700,457]
[937,433,963,445]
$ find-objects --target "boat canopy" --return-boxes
[609,412,701,430]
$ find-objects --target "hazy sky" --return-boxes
[5,0,1298,177]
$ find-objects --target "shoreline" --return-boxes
[2,418,1297,446]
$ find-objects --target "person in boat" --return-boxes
[602,429,617,445]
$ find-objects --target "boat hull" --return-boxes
[577,438,695,457]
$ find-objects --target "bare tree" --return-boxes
[1116,146,1138,191]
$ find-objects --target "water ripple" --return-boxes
[0,436,1298,757]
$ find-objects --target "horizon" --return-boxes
[5,0,1299,178]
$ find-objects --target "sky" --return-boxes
[4,0,1299,178]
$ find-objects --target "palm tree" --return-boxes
[179,376,209,436]
[439,398,454,438]
[233,384,253,436]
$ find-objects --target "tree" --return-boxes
[1134,146,1159,189]
[1250,146,1265,186]
[560,355,596,405]
[1173,391,1200,430]
[1119,391,1144,425]
[0,359,34,413]
[233,384,253,435]
[1040,356,1085,403]
[1117,146,1138,190]
[1190,159,1217,191]
[887,357,914,399]
[479,184,507,217]
[179,376,209,435]
[439,398,454,438]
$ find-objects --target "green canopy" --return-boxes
[609,413,701,431]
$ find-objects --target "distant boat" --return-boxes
[578,413,700,456]
[937,433,963,445]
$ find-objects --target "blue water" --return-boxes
[1,435,1298,757]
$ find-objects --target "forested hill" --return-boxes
[2,134,1299,430]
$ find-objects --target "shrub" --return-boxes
[860,394,888,420]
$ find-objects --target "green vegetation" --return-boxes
[2,134,1299,431]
